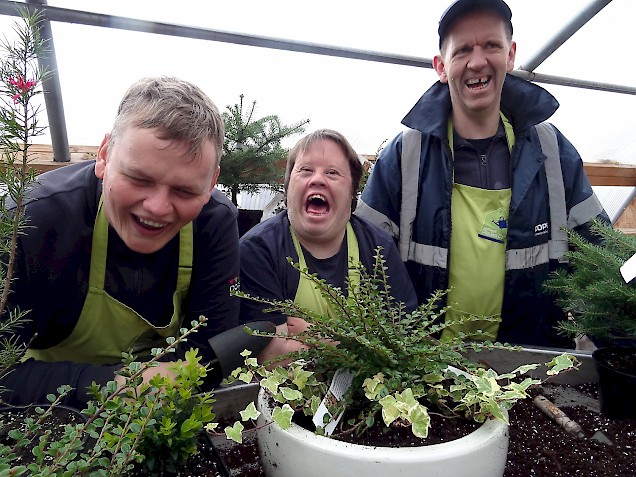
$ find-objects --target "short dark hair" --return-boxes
[438,0,513,49]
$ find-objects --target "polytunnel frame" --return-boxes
[0,0,634,163]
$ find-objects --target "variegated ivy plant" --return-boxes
[221,248,578,443]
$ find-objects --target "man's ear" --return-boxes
[506,41,517,73]
[209,166,220,194]
[95,134,109,179]
[433,55,448,83]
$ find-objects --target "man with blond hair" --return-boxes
[1,76,240,406]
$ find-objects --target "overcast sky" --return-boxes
[1,0,635,163]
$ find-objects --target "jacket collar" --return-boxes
[401,74,559,139]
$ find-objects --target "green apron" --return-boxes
[290,222,360,317]
[442,114,514,340]
[26,197,193,365]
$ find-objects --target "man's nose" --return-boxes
[144,187,172,216]
[467,48,487,70]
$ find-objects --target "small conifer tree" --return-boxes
[218,94,309,206]
[544,220,636,341]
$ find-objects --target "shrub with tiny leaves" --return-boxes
[224,248,578,442]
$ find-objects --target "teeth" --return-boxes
[466,77,488,85]
[138,216,166,228]
[309,194,327,202]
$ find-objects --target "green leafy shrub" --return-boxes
[224,248,577,442]
[0,318,217,476]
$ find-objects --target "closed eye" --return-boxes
[174,188,197,197]
[126,175,152,186]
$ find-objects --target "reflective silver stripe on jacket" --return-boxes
[569,193,605,229]
[399,129,423,262]
[398,123,587,271]
[399,129,449,267]
[356,199,400,238]
[506,244,549,270]
[536,121,568,263]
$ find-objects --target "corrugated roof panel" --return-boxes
[593,186,636,224]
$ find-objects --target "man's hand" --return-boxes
[114,361,178,390]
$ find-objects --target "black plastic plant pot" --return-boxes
[0,404,90,466]
[593,346,636,419]
[200,431,232,477]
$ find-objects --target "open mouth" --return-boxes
[134,214,168,230]
[305,194,330,216]
[466,76,491,90]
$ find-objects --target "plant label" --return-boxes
[620,252,636,284]
[312,368,353,435]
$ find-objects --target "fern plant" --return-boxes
[224,248,577,442]
[544,219,636,342]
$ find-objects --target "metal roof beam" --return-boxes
[0,0,633,96]
[25,0,70,162]
[511,69,636,95]
[0,1,431,68]
[519,0,612,72]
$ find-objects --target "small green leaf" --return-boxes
[280,386,303,401]
[272,404,295,430]
[546,353,577,375]
[240,401,261,421]
[410,405,430,438]
[224,421,245,443]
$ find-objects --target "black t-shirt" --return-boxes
[300,237,348,292]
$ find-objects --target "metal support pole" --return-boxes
[519,0,613,72]
[26,0,70,162]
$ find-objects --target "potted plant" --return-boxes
[544,219,636,419]
[222,249,577,477]
[217,94,309,236]
[1,319,231,476]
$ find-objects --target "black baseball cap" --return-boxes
[438,0,513,48]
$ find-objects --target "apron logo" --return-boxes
[478,207,508,244]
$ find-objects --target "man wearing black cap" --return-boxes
[356,0,608,347]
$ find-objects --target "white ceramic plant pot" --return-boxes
[256,387,509,477]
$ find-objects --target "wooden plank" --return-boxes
[4,146,636,186]
[583,162,636,187]
[1,144,98,174]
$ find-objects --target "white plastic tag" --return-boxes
[312,368,353,435]
[620,252,636,284]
